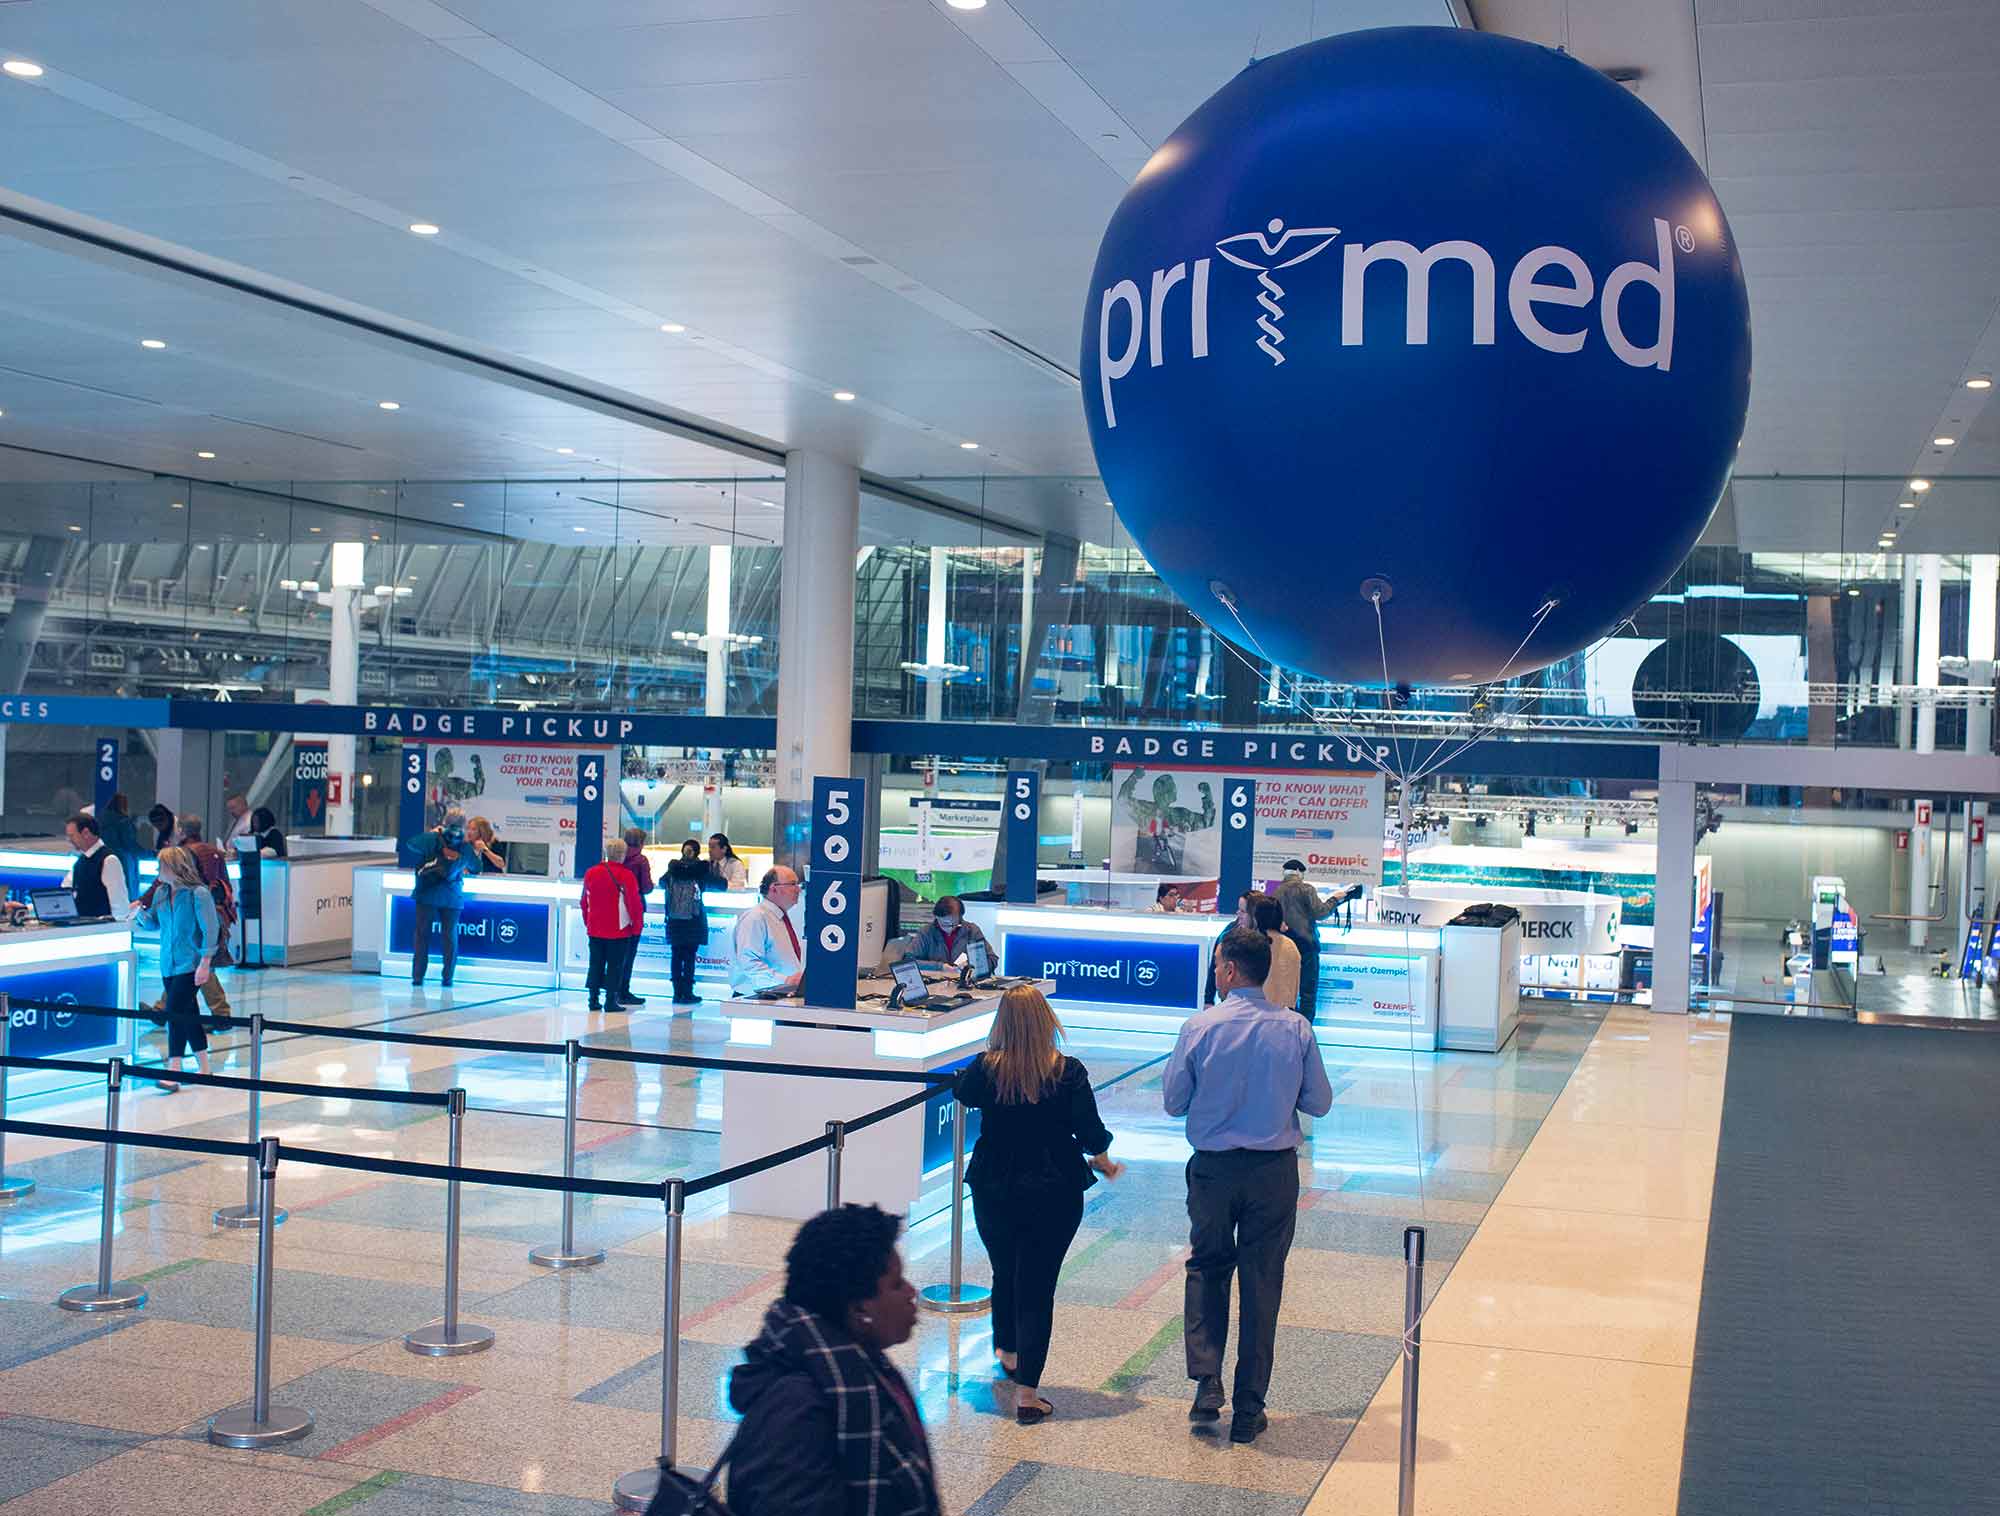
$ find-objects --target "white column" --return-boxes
[924,546,950,724]
[1909,555,1943,947]
[1965,553,1997,754]
[703,544,732,838]
[1653,779,1696,1015]
[326,542,364,837]
[1897,554,1918,749]
[775,450,859,867]
[1016,549,1036,699]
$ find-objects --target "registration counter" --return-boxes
[960,901,1449,1052]
[717,981,1012,1220]
[352,865,768,997]
[0,920,138,1097]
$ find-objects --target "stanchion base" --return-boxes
[918,1283,993,1316]
[528,1244,607,1270]
[213,1203,287,1231]
[207,1404,314,1447]
[56,1283,147,1313]
[403,1321,496,1357]
[0,1175,34,1203]
[614,1464,706,1513]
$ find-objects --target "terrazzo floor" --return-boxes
[1,964,1637,1514]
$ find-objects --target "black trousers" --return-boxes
[412,904,460,984]
[1184,1148,1300,1417]
[668,935,701,1000]
[971,1182,1085,1390]
[162,972,207,1061]
[1295,937,1321,1017]
[612,935,640,1000]
[586,936,617,1001]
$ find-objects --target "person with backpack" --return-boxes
[135,846,220,1093]
[137,812,236,1023]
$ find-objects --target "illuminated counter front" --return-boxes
[0,920,138,1098]
[352,865,769,997]
[717,984,1012,1221]
[962,902,1442,1052]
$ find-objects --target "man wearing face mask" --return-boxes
[905,894,993,968]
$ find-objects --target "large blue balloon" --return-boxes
[1082,28,1750,686]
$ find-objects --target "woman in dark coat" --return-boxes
[727,1204,940,1516]
[953,984,1122,1422]
[663,838,717,1005]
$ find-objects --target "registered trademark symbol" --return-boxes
[1675,225,1695,253]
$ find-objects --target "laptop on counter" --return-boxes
[29,887,113,927]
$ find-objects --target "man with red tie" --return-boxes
[730,865,806,995]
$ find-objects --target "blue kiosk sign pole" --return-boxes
[803,776,865,1009]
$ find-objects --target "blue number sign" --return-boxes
[802,775,865,1008]
[94,737,119,816]
[1004,769,1040,904]
[1218,778,1256,913]
[575,755,604,876]
[398,744,427,847]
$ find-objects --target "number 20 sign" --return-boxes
[803,775,867,1007]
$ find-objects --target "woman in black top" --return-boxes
[664,839,718,1005]
[250,806,288,858]
[953,984,1122,1423]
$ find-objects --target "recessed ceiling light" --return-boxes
[1898,499,1917,509]
[946,0,988,9]
[1968,377,1994,390]
[140,338,167,350]
[959,440,980,450]
[573,525,587,533]
[197,450,216,459]
[1847,587,1861,597]
[378,400,400,410]
[66,524,81,533]
[1909,478,1932,492]
[170,501,183,509]
[408,222,440,236]
[832,390,856,402]
[450,500,465,509]
[1933,436,1956,447]
[556,447,574,455]
[3,60,45,79]
[659,322,686,334]
[308,525,322,533]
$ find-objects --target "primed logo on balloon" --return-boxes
[1081,29,1751,687]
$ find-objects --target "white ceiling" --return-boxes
[0,0,1992,554]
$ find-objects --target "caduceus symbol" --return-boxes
[1215,218,1341,365]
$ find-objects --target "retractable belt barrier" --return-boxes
[3,1008,980,1508]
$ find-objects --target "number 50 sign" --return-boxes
[803,775,867,1007]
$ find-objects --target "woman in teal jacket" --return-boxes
[137,846,219,1092]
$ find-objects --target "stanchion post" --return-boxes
[1398,1225,1426,1516]
[208,1137,313,1446]
[825,1119,845,1209]
[919,1097,991,1315]
[57,1059,147,1311]
[214,1014,284,1229]
[614,1178,693,1511]
[0,995,35,1202]
[530,1040,605,1269]
[404,1087,495,1356]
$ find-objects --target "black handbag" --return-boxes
[642,1445,733,1516]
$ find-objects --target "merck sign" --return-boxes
[1098,219,1684,428]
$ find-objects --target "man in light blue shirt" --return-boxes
[1163,926,1333,1444]
[729,866,806,996]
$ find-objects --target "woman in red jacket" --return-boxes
[580,838,642,1012]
